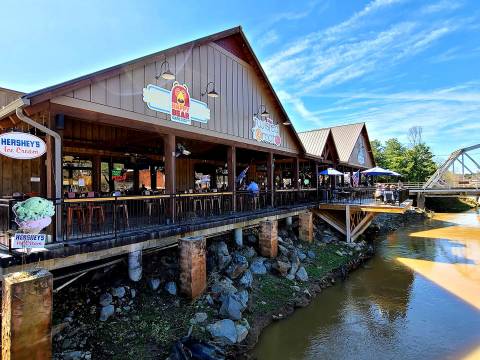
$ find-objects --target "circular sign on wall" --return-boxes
[0,132,47,160]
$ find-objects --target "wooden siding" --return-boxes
[61,42,299,153]
[0,156,42,197]
[0,88,22,108]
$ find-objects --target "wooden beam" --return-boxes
[346,205,351,243]
[312,209,346,235]
[351,213,376,241]
[163,134,176,222]
[267,152,274,207]
[227,145,236,211]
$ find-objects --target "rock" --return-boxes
[225,255,248,279]
[246,234,257,245]
[191,312,208,324]
[112,286,126,299]
[205,294,214,305]
[165,282,177,296]
[278,244,289,256]
[286,274,295,281]
[236,290,249,309]
[239,270,253,288]
[99,305,115,321]
[273,259,291,276]
[207,319,237,344]
[130,289,136,298]
[335,250,344,257]
[211,278,237,301]
[297,251,307,262]
[250,257,267,275]
[307,251,316,259]
[219,294,244,320]
[63,351,83,360]
[292,285,300,292]
[288,255,300,277]
[236,324,249,343]
[296,267,309,282]
[148,278,161,291]
[84,352,92,360]
[216,241,232,270]
[99,293,112,307]
[242,246,257,259]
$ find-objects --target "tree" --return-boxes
[371,139,386,168]
[408,126,423,146]
[404,143,437,182]
[383,138,407,174]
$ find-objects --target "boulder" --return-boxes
[211,278,237,302]
[216,241,232,270]
[130,289,136,298]
[99,293,112,307]
[148,278,161,291]
[111,287,126,299]
[278,244,289,256]
[250,258,267,275]
[236,290,248,309]
[236,324,249,343]
[242,246,257,259]
[225,254,249,279]
[297,251,307,262]
[99,304,115,321]
[165,282,177,296]
[295,267,309,282]
[190,312,208,324]
[273,260,291,276]
[207,319,237,344]
[307,250,316,259]
[239,270,253,288]
[219,294,244,320]
[288,255,300,278]
[63,351,83,360]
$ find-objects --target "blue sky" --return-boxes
[1,0,479,162]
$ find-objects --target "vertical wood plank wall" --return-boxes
[62,42,298,153]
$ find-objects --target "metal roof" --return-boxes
[298,128,331,158]
[329,122,365,163]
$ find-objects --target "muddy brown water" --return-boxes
[253,211,480,360]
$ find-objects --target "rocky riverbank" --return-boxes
[52,211,428,360]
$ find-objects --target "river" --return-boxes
[253,211,480,360]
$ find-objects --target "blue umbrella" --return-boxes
[319,168,343,176]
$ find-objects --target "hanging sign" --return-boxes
[143,82,210,125]
[0,132,46,159]
[252,116,281,146]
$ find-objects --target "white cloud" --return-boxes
[420,0,463,14]
[257,30,279,49]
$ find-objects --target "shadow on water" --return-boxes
[253,210,480,360]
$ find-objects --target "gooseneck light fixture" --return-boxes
[255,104,269,118]
[155,59,175,81]
[201,81,219,98]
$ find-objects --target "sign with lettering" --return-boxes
[143,82,210,125]
[252,116,281,146]
[12,233,46,249]
[0,132,46,159]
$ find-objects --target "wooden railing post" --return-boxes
[267,152,274,207]
[163,134,176,223]
[227,145,236,212]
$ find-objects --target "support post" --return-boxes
[293,157,300,190]
[259,220,278,258]
[179,236,207,298]
[234,227,243,248]
[227,145,236,211]
[2,269,53,360]
[417,193,426,209]
[285,216,293,228]
[346,205,351,243]
[267,152,274,207]
[298,211,313,243]
[164,134,176,223]
[128,249,142,282]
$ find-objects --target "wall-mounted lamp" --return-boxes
[201,81,219,98]
[283,121,291,125]
[255,104,269,118]
[155,60,175,81]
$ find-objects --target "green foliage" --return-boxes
[371,128,437,182]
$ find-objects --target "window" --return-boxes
[62,156,93,193]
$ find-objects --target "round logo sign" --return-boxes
[0,132,47,160]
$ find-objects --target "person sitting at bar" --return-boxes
[140,183,148,195]
[247,180,259,195]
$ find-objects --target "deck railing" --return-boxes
[1,187,410,245]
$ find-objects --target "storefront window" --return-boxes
[112,163,134,193]
[62,156,93,194]
[101,162,110,193]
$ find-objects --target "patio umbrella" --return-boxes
[361,166,395,176]
[386,169,402,177]
[319,168,343,176]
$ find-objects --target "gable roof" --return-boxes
[11,26,305,153]
[329,122,366,163]
[298,128,333,158]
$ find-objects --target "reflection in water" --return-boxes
[253,210,480,360]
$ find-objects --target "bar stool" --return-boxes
[113,192,129,228]
[210,195,222,215]
[193,197,203,216]
[86,192,105,232]
[66,192,85,235]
